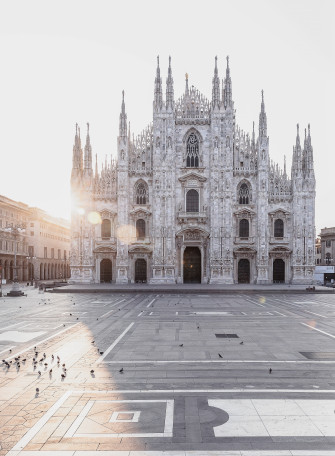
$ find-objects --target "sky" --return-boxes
[0,0,334,234]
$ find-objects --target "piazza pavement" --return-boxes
[0,282,335,456]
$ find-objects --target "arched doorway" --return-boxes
[135,259,147,283]
[273,258,285,283]
[183,247,201,283]
[100,259,112,283]
[238,259,250,283]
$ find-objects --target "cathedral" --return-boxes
[70,56,315,285]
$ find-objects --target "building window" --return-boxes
[186,189,199,212]
[101,219,111,239]
[186,133,199,167]
[136,219,146,239]
[274,219,284,238]
[135,182,148,205]
[30,231,34,236]
[238,182,251,204]
[44,247,47,258]
[30,223,34,227]
[326,240,331,247]
[64,250,67,260]
[0,240,2,250]
[58,249,61,259]
[51,248,54,258]
[239,219,249,238]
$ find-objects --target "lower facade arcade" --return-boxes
[85,232,297,284]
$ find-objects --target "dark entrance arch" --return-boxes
[100,259,112,283]
[183,247,201,283]
[238,259,250,283]
[135,259,147,283]
[273,258,285,283]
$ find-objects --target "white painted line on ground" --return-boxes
[11,390,72,451]
[0,321,26,332]
[64,400,94,438]
[73,388,335,394]
[146,298,156,307]
[102,359,335,364]
[301,322,335,339]
[4,323,80,361]
[137,311,143,317]
[301,309,328,318]
[0,345,15,355]
[273,310,287,317]
[52,324,64,330]
[96,322,134,363]
[99,299,126,318]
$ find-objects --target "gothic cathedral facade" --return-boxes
[70,57,315,285]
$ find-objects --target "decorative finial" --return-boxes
[308,123,310,134]
[169,55,171,67]
[185,73,188,81]
[226,55,229,67]
[122,90,124,101]
[261,89,264,102]
[157,55,159,66]
[87,122,89,134]
[75,123,78,135]
[297,123,299,134]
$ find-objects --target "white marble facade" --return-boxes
[70,56,315,285]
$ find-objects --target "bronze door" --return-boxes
[183,247,201,283]
[238,259,250,283]
[135,259,147,283]
[100,259,112,283]
[273,258,285,283]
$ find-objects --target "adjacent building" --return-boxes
[70,56,316,285]
[0,195,70,282]
[314,227,335,285]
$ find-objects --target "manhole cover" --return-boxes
[215,334,239,338]
[300,352,335,360]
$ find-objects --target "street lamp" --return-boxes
[3,224,26,297]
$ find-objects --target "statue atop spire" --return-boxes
[166,56,174,110]
[223,55,232,109]
[154,55,163,110]
[259,90,267,138]
[212,56,220,109]
[119,90,127,138]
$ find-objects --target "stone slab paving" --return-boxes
[0,288,335,455]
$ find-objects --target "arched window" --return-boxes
[135,182,148,204]
[274,219,284,238]
[186,189,199,212]
[136,219,146,239]
[101,219,111,239]
[239,219,249,238]
[186,133,199,167]
[238,183,250,204]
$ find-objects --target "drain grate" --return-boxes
[300,352,335,360]
[215,333,239,338]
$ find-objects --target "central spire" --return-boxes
[119,90,127,138]
[166,56,174,110]
[223,56,232,109]
[259,90,267,138]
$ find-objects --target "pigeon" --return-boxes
[36,388,39,393]
[63,324,65,327]
[269,368,272,374]
[179,344,183,347]
[49,369,52,374]
[44,363,48,367]
[218,353,223,358]
[43,353,46,358]
[119,368,124,373]
[9,349,11,353]
[57,356,60,362]
[62,364,65,367]
[99,351,104,355]
[97,318,99,320]
[22,358,26,362]
[61,373,66,379]
[51,355,54,360]
[38,371,41,375]
[76,318,79,320]
[70,313,72,316]
[39,358,44,362]
[90,369,94,374]
[240,341,244,345]
[91,341,95,344]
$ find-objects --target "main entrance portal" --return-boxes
[238,259,250,283]
[100,259,112,283]
[135,259,147,283]
[183,247,201,283]
[273,258,285,283]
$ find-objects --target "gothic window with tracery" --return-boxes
[186,189,199,212]
[135,181,148,205]
[186,133,199,167]
[274,219,284,238]
[101,219,111,239]
[239,219,249,238]
[238,182,251,204]
[136,219,145,239]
